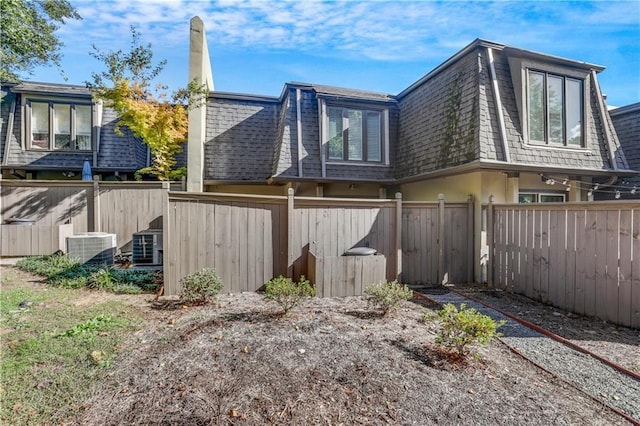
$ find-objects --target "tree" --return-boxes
[88,27,204,181]
[0,0,81,82]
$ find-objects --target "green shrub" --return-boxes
[16,254,157,293]
[427,303,505,357]
[264,275,315,315]
[364,280,413,315]
[179,268,224,305]
[16,253,81,277]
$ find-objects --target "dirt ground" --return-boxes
[451,284,640,375]
[1,266,634,424]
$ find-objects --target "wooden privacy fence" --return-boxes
[487,199,640,329]
[163,190,474,296]
[0,180,182,255]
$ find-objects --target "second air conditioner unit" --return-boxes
[132,230,163,265]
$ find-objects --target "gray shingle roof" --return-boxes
[1,82,146,172]
[202,40,631,186]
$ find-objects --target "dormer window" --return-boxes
[26,99,93,151]
[324,104,387,163]
[527,70,583,147]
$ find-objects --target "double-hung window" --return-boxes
[326,106,383,163]
[26,100,93,151]
[527,70,583,147]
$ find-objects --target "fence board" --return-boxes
[489,201,640,329]
[633,210,640,329]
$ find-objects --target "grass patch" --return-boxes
[0,283,142,425]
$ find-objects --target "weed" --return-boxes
[264,275,314,315]
[364,280,413,315]
[180,268,224,305]
[426,303,505,358]
[57,314,127,338]
[0,285,140,426]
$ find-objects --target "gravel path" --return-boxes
[419,289,640,422]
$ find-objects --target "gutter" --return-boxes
[2,95,16,165]
[486,47,510,162]
[395,159,638,185]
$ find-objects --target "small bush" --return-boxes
[264,275,315,315]
[427,303,505,358]
[180,268,224,305]
[364,280,413,315]
[16,253,81,277]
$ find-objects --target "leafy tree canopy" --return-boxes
[0,0,81,82]
[87,27,204,181]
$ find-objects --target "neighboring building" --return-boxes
[605,102,640,200]
[0,81,151,180]
[186,17,637,281]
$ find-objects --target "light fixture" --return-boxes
[631,186,637,195]
[615,190,621,199]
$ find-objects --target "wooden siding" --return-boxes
[164,192,288,295]
[401,200,473,285]
[0,224,73,256]
[0,180,180,252]
[290,197,398,282]
[0,181,91,233]
[308,251,387,297]
[488,201,640,329]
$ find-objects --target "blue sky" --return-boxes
[28,0,640,107]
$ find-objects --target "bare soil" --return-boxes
[2,267,633,424]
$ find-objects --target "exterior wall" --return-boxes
[204,96,279,181]
[492,48,620,170]
[273,87,398,182]
[396,48,481,180]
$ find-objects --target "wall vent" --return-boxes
[132,230,163,265]
[67,233,117,265]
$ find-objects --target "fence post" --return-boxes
[87,180,100,232]
[487,195,495,288]
[438,193,446,285]
[162,181,171,293]
[287,187,295,278]
[467,194,475,284]
[395,192,402,282]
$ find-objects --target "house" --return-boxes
[0,81,150,180]
[186,16,637,281]
[605,102,640,200]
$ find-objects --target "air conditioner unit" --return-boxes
[132,230,163,265]
[67,233,117,265]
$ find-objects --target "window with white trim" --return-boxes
[326,105,384,163]
[26,99,93,151]
[527,70,583,147]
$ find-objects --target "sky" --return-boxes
[27,0,640,107]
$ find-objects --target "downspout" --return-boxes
[591,70,620,171]
[2,96,16,165]
[486,47,510,162]
[296,88,304,177]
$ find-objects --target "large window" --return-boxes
[326,106,383,162]
[527,70,583,147]
[27,100,92,151]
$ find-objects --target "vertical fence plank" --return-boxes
[594,209,609,320]
[565,210,577,313]
[618,209,633,327]
[632,209,640,329]
[605,209,620,324]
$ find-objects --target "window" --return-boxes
[519,192,565,203]
[26,100,93,151]
[326,106,383,162]
[527,70,583,147]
